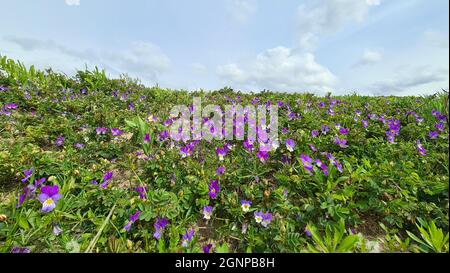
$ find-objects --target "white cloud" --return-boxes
[370,66,448,95]
[226,0,258,23]
[217,46,337,93]
[3,36,170,83]
[296,0,381,50]
[355,49,382,66]
[65,0,80,6]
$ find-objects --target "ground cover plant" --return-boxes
[0,56,448,253]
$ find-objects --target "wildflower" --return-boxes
[55,136,65,147]
[324,152,343,173]
[429,131,439,139]
[216,147,228,161]
[300,154,314,175]
[417,140,427,156]
[362,120,368,129]
[216,166,225,176]
[261,212,273,228]
[339,128,349,135]
[34,177,46,187]
[124,211,141,232]
[435,122,445,132]
[53,225,63,236]
[334,137,348,148]
[11,246,30,253]
[308,144,318,153]
[208,180,220,199]
[256,150,269,163]
[254,211,263,223]
[203,244,213,253]
[240,200,252,212]
[315,159,329,176]
[181,228,195,247]
[285,139,295,152]
[101,171,113,188]
[243,139,254,152]
[144,133,151,143]
[136,186,147,199]
[37,185,61,213]
[111,128,123,137]
[96,127,108,135]
[21,168,33,183]
[305,227,312,237]
[74,143,85,150]
[153,217,169,240]
[311,130,319,137]
[203,206,213,220]
[321,125,330,134]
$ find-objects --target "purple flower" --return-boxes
[208,180,220,199]
[21,168,33,183]
[55,136,65,147]
[4,103,18,109]
[339,128,349,135]
[308,144,318,153]
[124,211,141,232]
[37,185,61,213]
[315,159,329,176]
[254,211,264,223]
[429,131,439,139]
[53,225,63,236]
[261,212,273,228]
[216,147,228,161]
[417,140,427,156]
[136,186,147,199]
[256,150,269,163]
[240,200,252,212]
[96,127,108,135]
[101,171,113,188]
[34,177,46,187]
[153,217,169,240]
[324,152,343,173]
[216,166,225,176]
[311,130,320,138]
[144,133,151,144]
[435,122,445,132]
[202,244,213,253]
[361,120,368,129]
[243,139,254,152]
[74,143,85,150]
[321,125,330,134]
[181,228,195,247]
[11,246,30,253]
[300,154,313,175]
[334,138,348,148]
[285,139,295,152]
[111,128,123,137]
[203,205,213,220]
[305,227,312,237]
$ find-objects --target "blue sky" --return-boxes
[0,0,448,95]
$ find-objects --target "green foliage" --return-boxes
[0,56,448,253]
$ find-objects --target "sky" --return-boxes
[0,0,448,96]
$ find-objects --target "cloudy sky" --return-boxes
[0,0,448,95]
